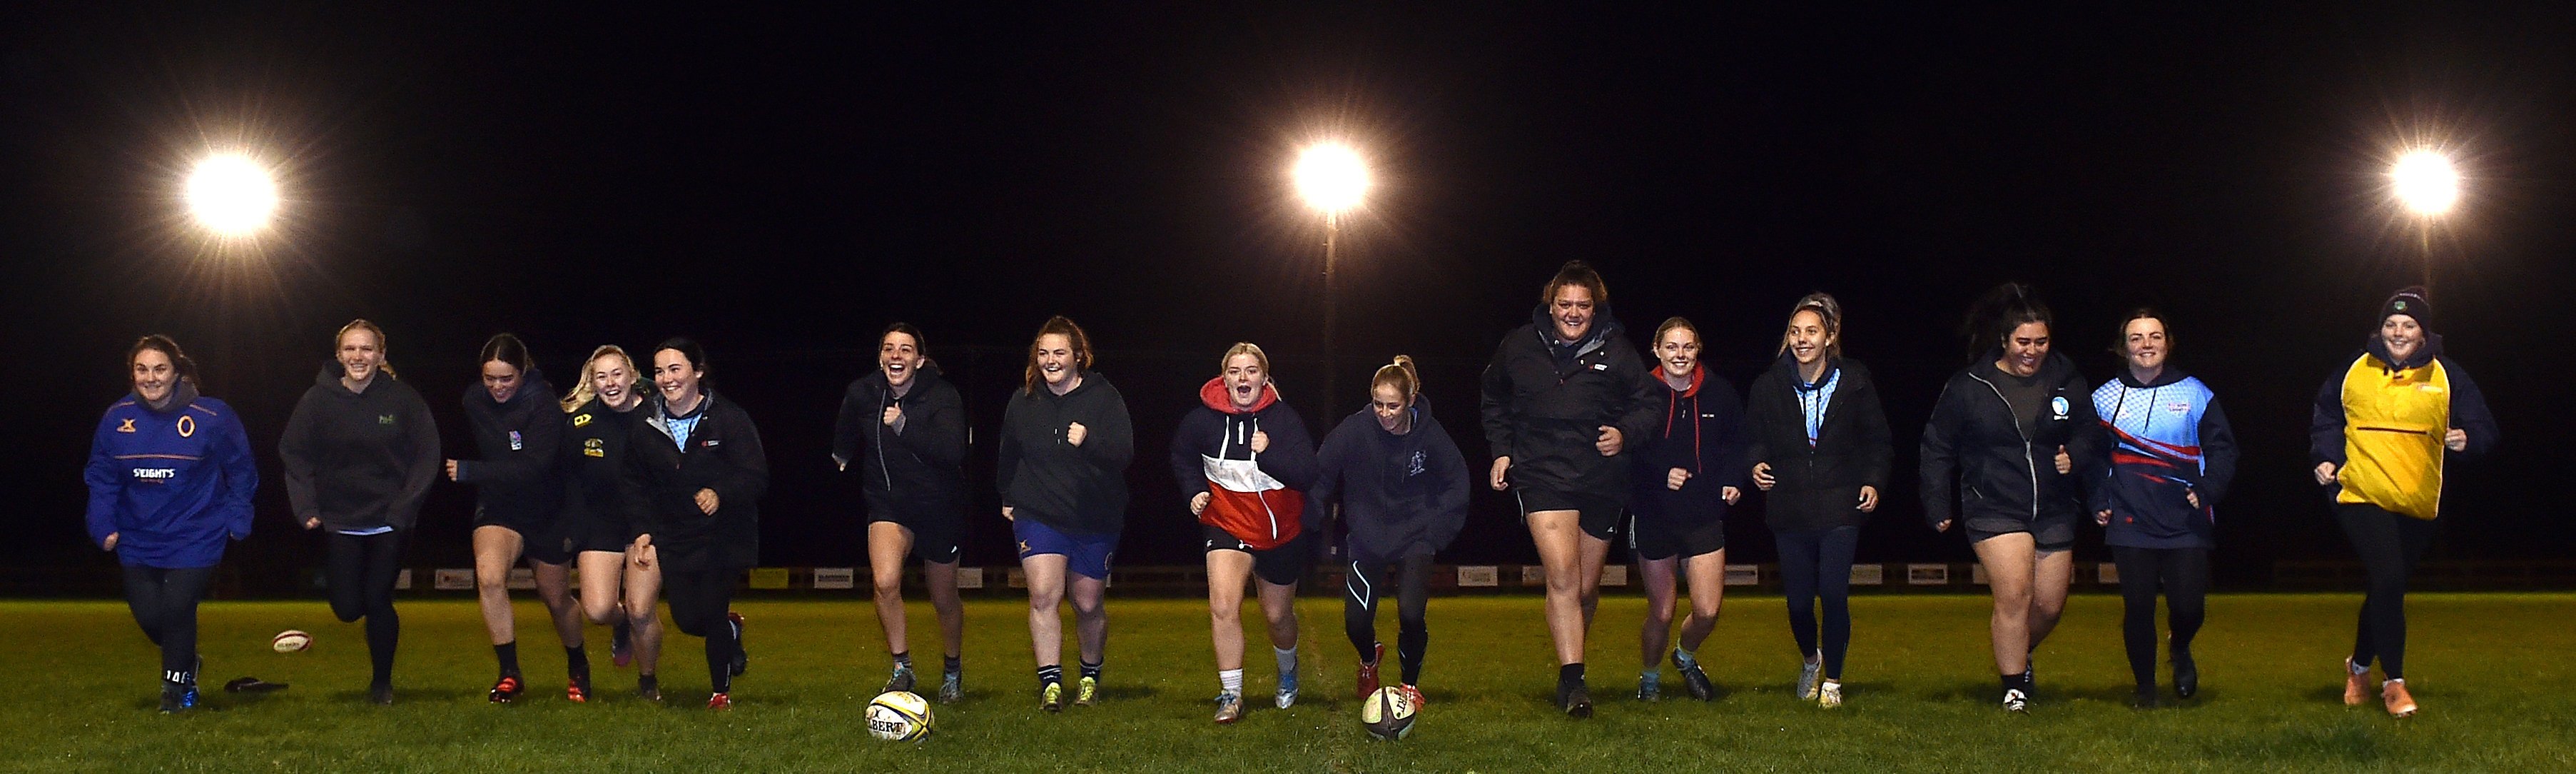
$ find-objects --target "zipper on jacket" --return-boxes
[878,388,895,493]
[1969,373,2041,518]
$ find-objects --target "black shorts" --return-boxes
[1202,525,1313,587]
[1967,514,2076,553]
[1517,488,1621,541]
[475,511,574,566]
[1630,513,1724,561]
[873,513,963,565]
[564,511,634,556]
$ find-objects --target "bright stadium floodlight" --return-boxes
[185,152,280,237]
[2390,149,2459,217]
[1294,143,1370,214]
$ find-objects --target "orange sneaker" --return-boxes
[2342,658,2370,706]
[2381,680,2417,718]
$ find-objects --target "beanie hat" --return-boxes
[2379,286,2430,331]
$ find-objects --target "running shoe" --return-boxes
[936,670,963,704]
[369,683,395,706]
[1675,650,1715,702]
[726,611,748,677]
[1399,683,1425,708]
[706,692,731,711]
[2382,680,2417,718]
[1212,693,1243,724]
[158,685,196,714]
[1558,680,1593,718]
[2171,643,2199,699]
[1354,642,1384,700]
[1797,654,1822,700]
[1636,670,1661,702]
[1818,680,1843,709]
[487,675,524,704]
[2001,687,2029,713]
[884,665,917,694]
[2343,657,2371,706]
[567,675,589,703]
[1073,675,1098,706]
[637,675,662,703]
[1276,665,1299,710]
[1040,681,1064,713]
[611,621,634,669]
[2129,685,2159,710]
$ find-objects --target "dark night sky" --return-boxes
[7,4,2571,587]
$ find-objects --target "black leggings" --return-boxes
[664,565,740,693]
[2338,503,2437,680]
[2109,546,2209,688]
[123,566,216,679]
[1775,526,1859,680]
[325,531,405,685]
[1344,553,1431,686]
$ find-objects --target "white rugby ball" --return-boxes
[270,630,313,653]
[866,690,934,741]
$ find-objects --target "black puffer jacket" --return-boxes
[1478,304,1660,501]
[627,389,769,571]
[1743,356,1892,533]
[831,364,969,523]
[455,370,564,529]
[1919,352,2103,533]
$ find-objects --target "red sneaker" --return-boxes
[567,678,589,703]
[487,675,523,704]
[707,692,732,710]
[1354,642,1384,700]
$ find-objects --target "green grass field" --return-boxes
[6,592,2573,773]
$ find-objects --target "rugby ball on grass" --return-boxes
[270,630,312,653]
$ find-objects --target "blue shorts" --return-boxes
[1013,518,1118,580]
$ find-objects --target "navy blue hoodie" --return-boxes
[1631,366,1749,529]
[1314,401,1470,563]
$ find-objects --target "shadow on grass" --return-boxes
[324,687,480,704]
[2196,720,2385,765]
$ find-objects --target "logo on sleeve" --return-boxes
[117,418,138,433]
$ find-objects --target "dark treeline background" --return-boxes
[5,4,2570,590]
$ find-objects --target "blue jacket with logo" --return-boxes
[2089,368,2236,549]
[84,388,258,568]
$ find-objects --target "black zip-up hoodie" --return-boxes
[626,389,768,571]
[1315,402,1471,563]
[832,363,969,523]
[454,369,564,529]
[1630,366,1749,527]
[1479,303,1660,502]
[1743,355,1894,533]
[1168,378,1322,538]
[1919,351,2103,532]
[561,395,646,542]
[998,369,1135,536]
[279,365,441,532]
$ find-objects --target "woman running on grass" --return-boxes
[833,323,970,703]
[1170,342,1320,723]
[280,319,439,705]
[447,333,587,703]
[625,338,768,710]
[560,345,667,701]
[1743,293,1890,709]
[1627,317,1746,703]
[1318,356,1468,712]
[1920,284,2102,713]
[2309,287,2495,718]
[2089,309,2238,709]
[998,316,1135,713]
[86,335,258,713]
[1479,261,1660,718]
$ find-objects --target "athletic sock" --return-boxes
[612,618,632,649]
[1219,668,1244,695]
[942,655,962,675]
[2350,658,2372,675]
[638,673,658,695]
[892,651,913,670]
[1274,646,1299,676]
[1036,664,1063,688]
[495,641,521,677]
[1080,660,1102,681]
[566,645,590,680]
[1559,663,1586,687]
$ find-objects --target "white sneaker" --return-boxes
[1797,655,1822,700]
[1818,680,1843,708]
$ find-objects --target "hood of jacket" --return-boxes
[464,367,554,414]
[1973,348,2081,386]
[313,363,397,396]
[1650,364,1705,398]
[1529,301,1625,362]
[136,378,203,415]
[1199,376,1282,414]
[2114,365,2193,389]
[2363,332,2443,372]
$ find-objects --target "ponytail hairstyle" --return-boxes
[1539,260,1611,308]
[335,318,396,378]
[881,322,933,370]
[1651,316,1700,351]
[1370,355,1421,405]
[2111,306,2173,358]
[1020,316,1094,395]
[128,334,201,389]
[1961,282,2052,360]
[560,344,639,413]
[1775,292,1845,362]
[477,333,535,376]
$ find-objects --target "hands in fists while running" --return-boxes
[1190,492,1212,516]
[1066,422,1088,447]
[1489,457,1511,491]
[1002,506,1015,522]
[1751,462,1775,491]
[1667,468,1690,491]
[2054,446,2072,475]
[1857,486,1879,513]
[2096,509,2112,527]
[2314,461,2338,486]
[1596,426,1624,456]
[445,459,461,481]
[2445,428,2468,452]
[101,533,119,551]
[882,405,905,433]
[695,488,721,516]
[1249,431,1269,454]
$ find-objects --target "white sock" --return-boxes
[1219,669,1243,695]
[2383,678,2405,687]
[2351,659,2370,675]
[1274,646,1298,675]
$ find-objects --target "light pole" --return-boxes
[1294,142,1369,411]
[2389,148,2458,294]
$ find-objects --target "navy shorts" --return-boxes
[1517,488,1622,541]
[475,513,574,566]
[1630,513,1725,561]
[873,513,963,565]
[1014,518,1117,580]
[1202,525,1313,587]
[1967,514,2076,553]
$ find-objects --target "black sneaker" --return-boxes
[637,675,662,703]
[1557,680,1593,718]
[369,683,395,706]
[2171,644,2199,699]
[884,665,917,694]
[487,674,524,704]
[158,684,196,714]
[726,611,749,677]
[1673,652,1715,702]
[2129,685,2159,710]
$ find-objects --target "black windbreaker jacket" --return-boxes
[1478,305,1660,502]
[627,389,769,571]
[1919,352,2104,532]
[832,364,969,523]
[1743,356,1893,533]
[455,370,564,529]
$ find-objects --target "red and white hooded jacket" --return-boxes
[1168,378,1322,550]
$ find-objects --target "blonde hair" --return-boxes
[1651,316,1700,348]
[1219,341,1271,375]
[1020,316,1095,395]
[560,345,639,413]
[1775,293,1845,363]
[335,318,396,379]
[1370,355,1420,403]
